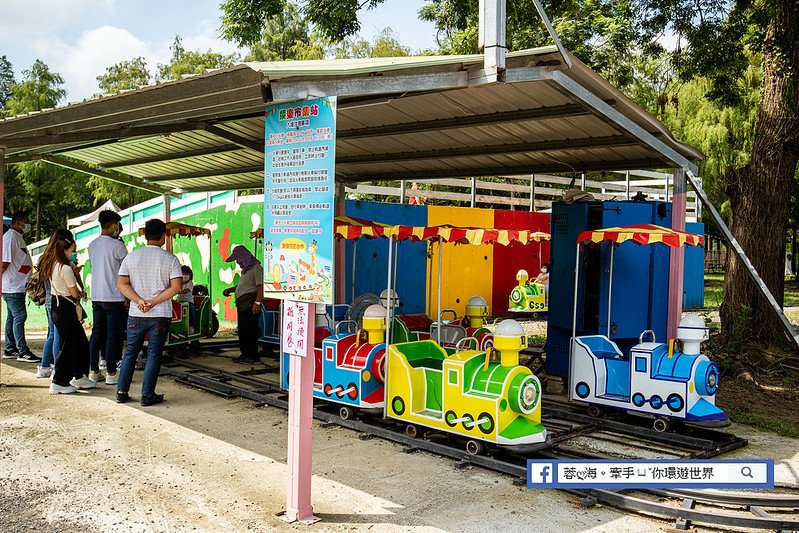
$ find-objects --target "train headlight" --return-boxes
[508,374,541,415]
[694,361,719,396]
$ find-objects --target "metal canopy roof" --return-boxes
[0,46,701,195]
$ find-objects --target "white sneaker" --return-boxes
[99,359,107,370]
[105,372,118,385]
[36,366,53,379]
[70,376,97,389]
[50,383,78,395]
[88,371,105,382]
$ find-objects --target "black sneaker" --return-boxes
[115,391,131,404]
[16,351,41,363]
[141,394,164,407]
[2,349,17,360]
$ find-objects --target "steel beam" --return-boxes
[101,144,242,168]
[337,135,635,165]
[268,71,468,104]
[686,170,799,350]
[40,155,179,197]
[145,164,264,182]
[202,124,263,153]
[548,70,698,174]
[337,103,595,140]
[339,158,665,183]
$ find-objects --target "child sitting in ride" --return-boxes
[534,263,549,302]
[176,265,196,333]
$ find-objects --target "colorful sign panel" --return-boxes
[263,96,336,304]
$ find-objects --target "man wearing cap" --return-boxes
[222,246,264,364]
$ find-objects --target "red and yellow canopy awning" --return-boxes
[577,224,704,248]
[334,216,391,240]
[387,225,549,246]
[139,221,211,238]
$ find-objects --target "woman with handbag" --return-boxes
[38,232,95,394]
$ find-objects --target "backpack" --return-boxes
[26,269,47,306]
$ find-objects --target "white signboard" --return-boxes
[281,301,312,357]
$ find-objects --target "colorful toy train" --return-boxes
[508,269,547,315]
[570,315,727,431]
[280,301,546,453]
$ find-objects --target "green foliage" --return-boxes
[157,36,240,81]
[246,2,325,61]
[0,55,15,109]
[2,59,66,118]
[333,28,411,59]
[220,0,285,47]
[96,57,151,94]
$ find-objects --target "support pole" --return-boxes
[625,170,631,200]
[0,147,5,384]
[667,169,686,340]
[581,172,586,192]
[351,240,357,304]
[163,194,172,252]
[570,243,581,383]
[284,302,319,524]
[437,239,443,344]
[480,0,506,80]
[530,174,536,212]
[470,177,476,208]
[386,236,393,344]
[399,180,406,204]
[607,244,614,338]
[687,170,799,350]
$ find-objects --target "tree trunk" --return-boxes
[720,0,799,350]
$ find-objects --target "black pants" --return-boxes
[89,301,127,373]
[236,293,261,359]
[50,295,90,387]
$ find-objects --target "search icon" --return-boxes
[741,466,754,478]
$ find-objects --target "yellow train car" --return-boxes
[385,320,546,454]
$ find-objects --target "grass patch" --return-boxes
[703,273,799,309]
[727,408,799,438]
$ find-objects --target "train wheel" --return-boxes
[391,396,405,416]
[532,312,539,319]
[444,410,458,428]
[465,440,485,456]
[653,417,671,433]
[339,406,355,421]
[587,405,603,418]
[405,424,422,439]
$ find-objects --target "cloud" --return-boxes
[45,25,153,100]
[1,0,115,36]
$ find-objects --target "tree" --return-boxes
[246,2,313,61]
[0,55,15,109]
[3,59,66,117]
[97,57,151,94]
[157,36,240,81]
[333,28,411,59]
[220,0,389,45]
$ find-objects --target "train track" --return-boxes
[159,356,799,531]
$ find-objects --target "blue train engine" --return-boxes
[571,315,726,431]
[281,304,387,419]
[567,224,727,432]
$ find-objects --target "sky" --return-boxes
[0,0,438,103]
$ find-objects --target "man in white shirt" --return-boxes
[2,212,40,363]
[115,218,182,406]
[87,210,128,384]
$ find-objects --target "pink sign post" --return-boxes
[282,301,319,524]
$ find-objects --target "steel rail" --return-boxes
[159,359,795,531]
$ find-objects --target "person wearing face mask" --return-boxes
[2,211,40,363]
[39,232,95,394]
[115,218,182,406]
[222,246,264,365]
[87,210,128,384]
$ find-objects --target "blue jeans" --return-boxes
[117,316,170,398]
[89,301,127,373]
[41,302,61,368]
[3,292,28,353]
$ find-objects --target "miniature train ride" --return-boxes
[138,222,219,347]
[508,269,548,316]
[568,224,728,431]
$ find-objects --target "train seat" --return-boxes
[430,323,467,347]
[577,336,624,360]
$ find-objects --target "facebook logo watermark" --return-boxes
[527,459,774,489]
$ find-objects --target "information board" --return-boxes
[263,96,336,304]
[281,301,312,357]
